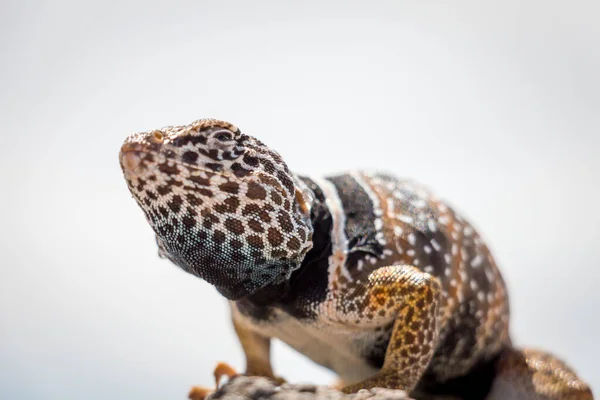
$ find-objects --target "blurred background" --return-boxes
[1,0,598,398]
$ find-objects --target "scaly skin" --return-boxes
[119,118,593,400]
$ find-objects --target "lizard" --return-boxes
[119,118,594,400]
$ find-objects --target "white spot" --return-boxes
[451,244,458,256]
[386,198,395,216]
[411,199,426,209]
[393,226,403,237]
[424,265,434,273]
[395,242,404,254]
[471,254,484,268]
[450,279,457,287]
[423,245,432,254]
[438,215,449,225]
[431,238,442,252]
[398,214,414,224]
[427,219,437,232]
[374,218,384,231]
[464,226,473,237]
[444,253,451,264]
[437,204,448,213]
[393,191,405,200]
[477,291,485,302]
[470,280,478,291]
[444,267,451,276]
[408,233,416,245]
[407,249,416,257]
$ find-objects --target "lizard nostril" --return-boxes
[152,131,164,143]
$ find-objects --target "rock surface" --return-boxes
[206,376,414,400]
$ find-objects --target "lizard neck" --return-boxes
[240,175,333,308]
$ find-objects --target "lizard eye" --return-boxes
[214,131,233,142]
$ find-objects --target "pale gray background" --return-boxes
[1,1,598,399]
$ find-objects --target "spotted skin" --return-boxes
[120,119,593,400]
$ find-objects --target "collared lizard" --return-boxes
[119,118,593,400]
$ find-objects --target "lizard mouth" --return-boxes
[120,142,153,179]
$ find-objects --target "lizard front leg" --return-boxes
[231,309,285,384]
[341,265,442,394]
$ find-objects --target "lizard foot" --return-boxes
[188,362,239,400]
[214,361,239,388]
[188,386,213,400]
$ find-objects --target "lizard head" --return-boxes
[119,118,314,300]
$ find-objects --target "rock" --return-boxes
[206,376,414,400]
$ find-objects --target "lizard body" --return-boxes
[120,119,593,400]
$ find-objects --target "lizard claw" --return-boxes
[188,362,238,399]
[213,361,239,388]
[188,386,213,400]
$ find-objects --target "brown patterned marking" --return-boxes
[277,211,293,231]
[158,163,179,175]
[196,188,213,198]
[247,181,267,200]
[213,230,226,244]
[230,238,244,250]
[157,185,171,195]
[215,197,240,214]
[267,227,284,247]
[241,204,272,223]
[202,213,220,229]
[157,206,169,219]
[276,170,295,193]
[248,219,265,233]
[168,195,183,213]
[219,181,239,194]
[270,191,283,205]
[182,215,196,229]
[224,218,245,235]
[242,154,259,167]
[286,237,301,251]
[242,204,261,216]
[182,151,198,164]
[247,235,264,249]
